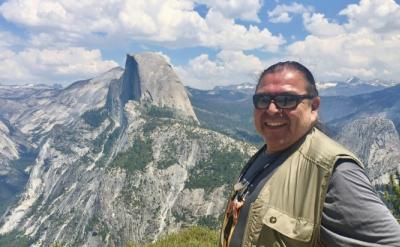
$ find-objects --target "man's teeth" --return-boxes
[265,122,285,127]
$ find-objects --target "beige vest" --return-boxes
[221,128,363,247]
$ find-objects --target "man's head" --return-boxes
[253,61,320,154]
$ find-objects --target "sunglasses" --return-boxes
[253,93,315,109]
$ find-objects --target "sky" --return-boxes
[0,0,399,89]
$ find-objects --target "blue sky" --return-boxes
[0,0,399,89]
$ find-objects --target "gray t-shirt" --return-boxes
[321,161,400,246]
[228,152,400,246]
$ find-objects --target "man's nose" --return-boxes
[266,100,281,114]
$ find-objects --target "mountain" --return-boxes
[123,53,198,122]
[0,83,61,100]
[319,85,400,182]
[187,83,261,144]
[0,120,29,218]
[0,53,255,246]
[317,76,398,96]
[320,85,400,133]
[335,117,400,183]
[213,82,256,94]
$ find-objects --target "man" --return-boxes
[220,61,400,247]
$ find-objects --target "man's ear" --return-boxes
[311,97,320,111]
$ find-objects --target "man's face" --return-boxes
[253,68,320,154]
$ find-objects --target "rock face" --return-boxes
[0,52,254,246]
[0,67,124,145]
[336,117,400,183]
[0,121,18,161]
[125,52,198,122]
[319,85,400,185]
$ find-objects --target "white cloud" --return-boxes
[339,0,400,33]
[0,31,22,47]
[118,0,207,43]
[0,0,285,87]
[0,47,118,85]
[1,0,398,88]
[176,50,264,89]
[269,12,291,23]
[0,0,206,45]
[286,0,400,82]
[28,32,78,49]
[0,0,283,51]
[195,0,262,22]
[268,2,312,23]
[0,0,118,33]
[302,13,344,37]
[201,10,285,51]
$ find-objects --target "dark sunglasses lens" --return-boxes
[253,95,270,109]
[274,95,298,108]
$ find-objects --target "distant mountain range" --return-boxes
[200,76,398,97]
[317,76,398,96]
[186,85,259,143]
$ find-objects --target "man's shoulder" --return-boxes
[309,128,347,152]
[299,128,364,169]
[322,160,400,246]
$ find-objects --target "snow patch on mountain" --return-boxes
[316,82,337,90]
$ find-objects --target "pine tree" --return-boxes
[383,171,400,221]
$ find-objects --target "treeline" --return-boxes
[382,171,400,221]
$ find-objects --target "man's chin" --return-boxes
[264,138,290,153]
[262,129,288,141]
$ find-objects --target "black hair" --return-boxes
[256,61,319,97]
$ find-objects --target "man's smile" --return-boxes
[263,120,286,128]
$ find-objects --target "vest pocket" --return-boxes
[261,207,314,242]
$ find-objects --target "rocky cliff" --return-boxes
[125,53,198,122]
[336,117,400,183]
[0,53,254,246]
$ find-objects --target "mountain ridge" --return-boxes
[0,52,255,246]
